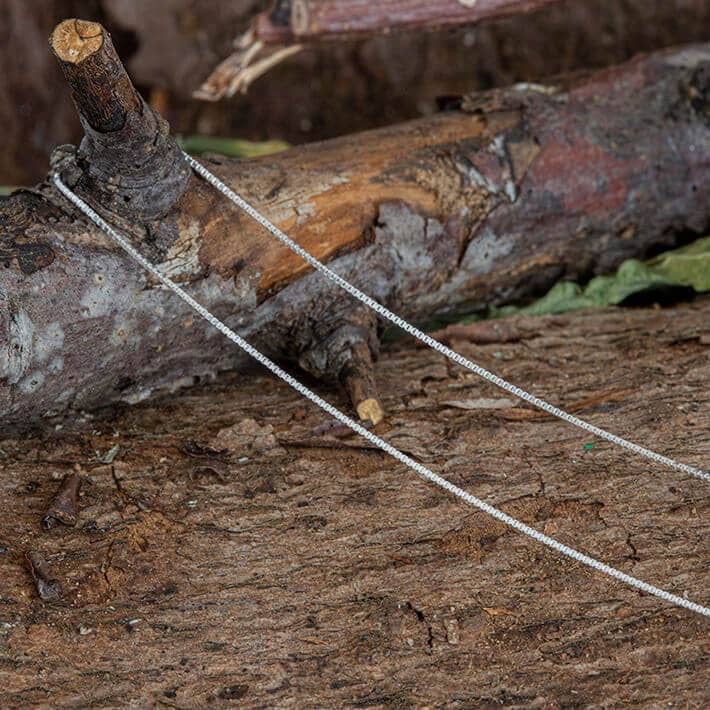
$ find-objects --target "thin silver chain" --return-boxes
[52,172,709,617]
[183,152,709,483]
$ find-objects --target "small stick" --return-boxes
[342,340,385,426]
[50,19,142,134]
[194,26,302,100]
[289,0,564,42]
[25,551,63,602]
[49,19,190,221]
[42,472,82,531]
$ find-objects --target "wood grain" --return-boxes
[0,300,707,706]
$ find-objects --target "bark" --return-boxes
[0,300,708,706]
[209,0,567,48]
[51,19,142,134]
[287,0,565,41]
[2,38,710,430]
[49,19,191,224]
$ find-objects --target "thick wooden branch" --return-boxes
[2,35,710,430]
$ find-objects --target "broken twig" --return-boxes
[25,551,63,602]
[42,472,82,531]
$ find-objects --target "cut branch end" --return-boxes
[49,18,191,224]
[50,19,103,64]
[341,339,384,426]
[356,397,385,426]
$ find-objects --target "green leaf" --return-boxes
[647,236,710,291]
[178,135,290,159]
[489,237,710,319]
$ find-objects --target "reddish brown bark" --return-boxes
[5,1,710,183]
[199,0,566,99]
[1,301,708,705]
[286,0,565,41]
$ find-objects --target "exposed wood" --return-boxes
[194,1,300,101]
[343,342,384,425]
[1,301,708,705]
[51,19,141,134]
[193,26,303,101]
[289,0,565,41]
[2,39,710,429]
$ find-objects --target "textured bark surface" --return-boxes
[4,0,710,185]
[0,300,708,706]
[51,19,142,134]
[3,44,710,429]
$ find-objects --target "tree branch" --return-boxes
[50,19,190,224]
[195,0,566,100]
[2,28,710,430]
[289,0,565,41]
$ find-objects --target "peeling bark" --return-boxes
[2,41,710,429]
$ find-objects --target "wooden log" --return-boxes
[2,29,710,430]
[1,301,708,705]
[289,0,565,41]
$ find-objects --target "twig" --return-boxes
[289,0,565,41]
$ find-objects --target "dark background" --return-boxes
[3,0,710,185]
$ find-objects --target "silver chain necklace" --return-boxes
[51,156,709,618]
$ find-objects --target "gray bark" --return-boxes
[2,43,710,429]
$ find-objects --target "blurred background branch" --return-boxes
[3,0,710,186]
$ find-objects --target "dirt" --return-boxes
[0,301,709,707]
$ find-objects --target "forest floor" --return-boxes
[1,300,709,707]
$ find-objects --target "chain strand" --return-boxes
[182,152,709,483]
[51,172,709,618]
